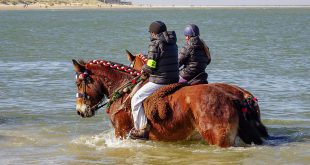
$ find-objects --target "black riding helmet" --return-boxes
[149,21,167,34]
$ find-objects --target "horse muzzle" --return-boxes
[76,103,95,118]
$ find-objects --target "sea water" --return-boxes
[0,8,309,164]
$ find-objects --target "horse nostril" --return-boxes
[77,111,81,116]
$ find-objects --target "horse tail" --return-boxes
[230,86,269,139]
[250,100,269,139]
[234,97,268,145]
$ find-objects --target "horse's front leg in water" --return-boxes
[112,110,133,139]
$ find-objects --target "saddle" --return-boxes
[143,83,186,121]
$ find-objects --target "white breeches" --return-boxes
[131,82,164,130]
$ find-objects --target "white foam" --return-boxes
[71,130,154,150]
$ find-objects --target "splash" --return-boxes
[71,130,154,150]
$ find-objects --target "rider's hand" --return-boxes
[140,69,149,79]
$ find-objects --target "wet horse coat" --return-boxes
[126,51,269,141]
[73,59,268,147]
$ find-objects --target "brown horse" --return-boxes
[126,50,269,141]
[73,59,267,147]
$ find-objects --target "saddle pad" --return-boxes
[143,83,186,121]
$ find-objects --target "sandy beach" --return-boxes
[0,3,144,10]
[1,3,309,10]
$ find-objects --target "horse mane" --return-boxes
[82,59,141,78]
[77,59,142,100]
[84,60,142,94]
[137,54,148,62]
[78,59,87,66]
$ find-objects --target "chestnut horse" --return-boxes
[126,50,269,140]
[73,59,267,147]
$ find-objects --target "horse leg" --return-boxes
[210,83,269,140]
[192,100,239,147]
[182,86,240,147]
[112,110,133,139]
[196,113,239,147]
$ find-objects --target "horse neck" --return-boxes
[86,61,137,97]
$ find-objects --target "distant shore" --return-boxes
[0,3,140,10]
[0,3,309,10]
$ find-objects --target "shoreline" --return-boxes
[0,4,310,10]
[0,3,139,10]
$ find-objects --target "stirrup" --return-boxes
[129,125,150,140]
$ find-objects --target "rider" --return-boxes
[178,24,211,84]
[130,21,179,139]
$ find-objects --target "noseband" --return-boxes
[75,71,108,112]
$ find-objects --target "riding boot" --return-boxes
[129,124,150,140]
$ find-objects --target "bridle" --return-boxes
[75,60,143,114]
[75,70,108,113]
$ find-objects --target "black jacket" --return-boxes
[142,31,179,84]
[178,36,210,81]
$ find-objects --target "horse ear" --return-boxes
[72,59,85,73]
[126,49,136,62]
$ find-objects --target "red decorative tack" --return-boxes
[106,109,110,114]
[132,79,136,84]
[242,108,248,113]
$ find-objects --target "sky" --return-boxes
[130,0,310,6]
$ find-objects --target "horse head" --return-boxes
[72,59,106,117]
[72,59,141,118]
[126,50,146,70]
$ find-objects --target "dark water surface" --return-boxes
[0,8,309,164]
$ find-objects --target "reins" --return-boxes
[88,97,110,112]
[106,75,145,109]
